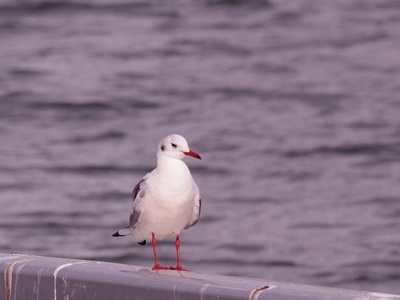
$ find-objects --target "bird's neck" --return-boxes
[156,156,191,178]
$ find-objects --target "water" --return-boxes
[1,0,400,294]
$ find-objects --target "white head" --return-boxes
[157,134,201,161]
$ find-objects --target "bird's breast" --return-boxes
[152,177,195,205]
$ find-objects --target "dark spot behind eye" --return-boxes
[161,145,165,151]
[171,143,177,148]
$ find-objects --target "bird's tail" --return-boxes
[112,227,132,237]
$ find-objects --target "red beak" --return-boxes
[183,150,202,160]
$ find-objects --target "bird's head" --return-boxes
[157,134,201,160]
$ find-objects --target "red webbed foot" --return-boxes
[169,265,189,271]
[152,264,169,270]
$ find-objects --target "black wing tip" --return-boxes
[138,240,146,245]
[112,231,121,237]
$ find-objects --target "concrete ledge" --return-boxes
[1,253,399,300]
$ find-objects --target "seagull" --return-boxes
[112,134,202,271]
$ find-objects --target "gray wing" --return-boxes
[184,184,201,230]
[129,176,147,228]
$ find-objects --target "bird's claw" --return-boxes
[152,264,169,270]
[169,266,189,271]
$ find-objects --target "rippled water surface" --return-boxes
[1,0,400,294]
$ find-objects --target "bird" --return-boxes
[112,134,202,271]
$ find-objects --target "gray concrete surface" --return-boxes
[1,253,399,300]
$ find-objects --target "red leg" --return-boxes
[151,233,168,270]
[170,235,188,271]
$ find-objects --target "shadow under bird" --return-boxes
[112,134,202,271]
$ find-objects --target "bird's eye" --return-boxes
[171,143,177,148]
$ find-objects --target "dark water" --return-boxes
[1,0,400,294]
